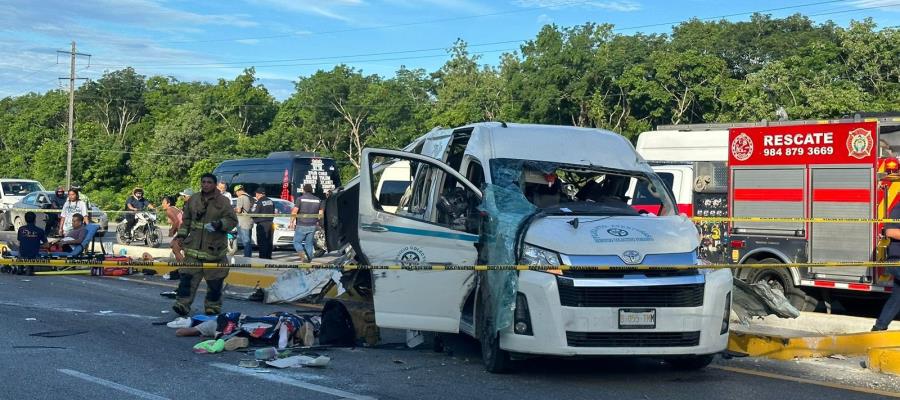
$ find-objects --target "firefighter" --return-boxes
[170,173,238,317]
[874,202,900,331]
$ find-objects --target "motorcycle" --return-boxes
[116,211,162,248]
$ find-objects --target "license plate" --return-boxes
[618,308,656,329]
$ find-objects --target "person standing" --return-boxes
[290,184,323,263]
[233,185,255,258]
[218,182,233,202]
[59,189,88,237]
[17,212,48,259]
[161,196,184,261]
[170,174,238,318]
[251,188,275,259]
[874,203,900,331]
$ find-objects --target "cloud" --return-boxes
[235,39,261,45]
[513,0,641,12]
[247,0,366,22]
[851,0,900,12]
[0,0,258,30]
[537,13,554,24]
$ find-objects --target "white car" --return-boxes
[231,197,295,249]
[0,179,46,230]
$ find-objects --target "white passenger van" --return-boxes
[326,123,732,372]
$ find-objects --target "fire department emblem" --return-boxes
[731,133,754,161]
[846,128,874,159]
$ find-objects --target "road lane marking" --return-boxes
[0,300,155,319]
[58,369,171,400]
[712,365,900,398]
[211,362,375,400]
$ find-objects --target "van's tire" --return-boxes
[478,294,512,373]
[744,259,816,312]
[666,354,715,370]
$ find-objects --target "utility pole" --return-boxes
[57,41,90,190]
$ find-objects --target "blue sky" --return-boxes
[2,0,898,100]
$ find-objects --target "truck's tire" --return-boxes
[478,294,512,373]
[744,259,816,312]
[666,354,715,370]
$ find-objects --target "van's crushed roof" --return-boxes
[465,122,649,172]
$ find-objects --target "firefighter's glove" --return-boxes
[204,220,223,233]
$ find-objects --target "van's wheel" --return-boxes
[478,290,511,373]
[744,259,816,312]
[666,354,715,370]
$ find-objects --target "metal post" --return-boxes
[65,41,76,190]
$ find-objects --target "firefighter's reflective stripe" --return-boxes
[184,247,225,261]
[176,227,189,238]
[800,279,893,293]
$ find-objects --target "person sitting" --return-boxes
[53,213,87,252]
[17,212,48,259]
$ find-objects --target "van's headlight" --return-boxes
[521,243,561,267]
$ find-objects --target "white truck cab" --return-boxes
[632,129,729,215]
[327,123,732,372]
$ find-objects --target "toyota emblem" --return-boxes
[620,250,643,265]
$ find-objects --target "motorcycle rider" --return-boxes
[46,186,67,236]
[124,188,155,239]
[170,173,238,317]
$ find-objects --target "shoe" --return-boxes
[167,317,192,329]
[224,336,249,351]
[872,325,888,332]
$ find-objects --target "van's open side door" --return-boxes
[359,148,482,333]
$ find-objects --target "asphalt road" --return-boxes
[1,274,898,400]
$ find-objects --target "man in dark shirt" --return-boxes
[290,184,323,262]
[56,213,87,252]
[124,187,154,238]
[874,204,900,330]
[251,188,275,259]
[17,212,48,259]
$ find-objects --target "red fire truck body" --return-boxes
[725,120,900,308]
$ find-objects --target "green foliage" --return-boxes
[0,15,896,214]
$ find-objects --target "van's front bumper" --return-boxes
[499,269,732,357]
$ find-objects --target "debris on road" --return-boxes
[732,279,800,324]
[265,354,330,369]
[193,339,225,354]
[30,330,88,338]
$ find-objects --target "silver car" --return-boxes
[8,191,109,234]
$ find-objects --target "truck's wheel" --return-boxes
[666,354,715,370]
[745,259,815,312]
[478,297,511,373]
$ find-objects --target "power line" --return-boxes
[86,0,881,72]
[156,0,599,45]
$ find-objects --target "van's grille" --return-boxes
[566,331,701,348]
[557,281,704,308]
[562,268,698,279]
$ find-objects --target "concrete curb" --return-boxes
[868,347,900,375]
[728,329,900,360]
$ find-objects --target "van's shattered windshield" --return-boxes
[490,159,676,217]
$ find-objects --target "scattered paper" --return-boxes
[25,318,37,321]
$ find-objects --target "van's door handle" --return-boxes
[361,224,388,233]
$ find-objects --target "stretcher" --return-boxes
[0,223,123,276]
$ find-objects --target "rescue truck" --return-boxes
[656,116,900,311]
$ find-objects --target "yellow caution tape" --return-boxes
[1,258,900,271]
[694,216,900,224]
[8,207,899,224]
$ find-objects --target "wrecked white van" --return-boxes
[325,122,732,372]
